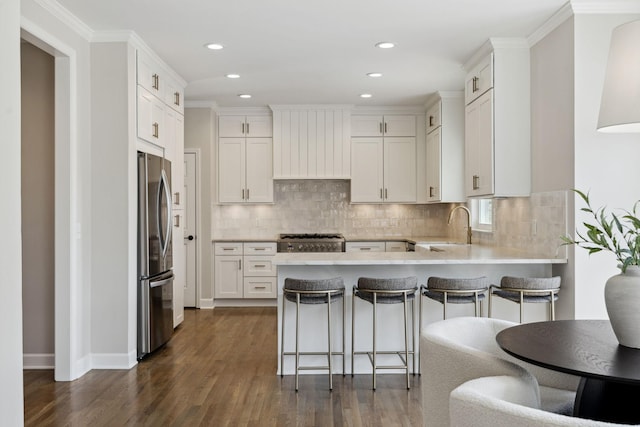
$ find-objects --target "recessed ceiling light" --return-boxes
[226,74,240,79]
[360,93,373,98]
[238,94,252,99]
[367,72,383,78]
[205,43,224,50]
[375,42,395,49]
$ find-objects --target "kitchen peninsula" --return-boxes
[274,243,566,375]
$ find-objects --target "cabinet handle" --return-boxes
[246,123,250,134]
[152,122,159,138]
[242,189,245,200]
[473,175,480,190]
[174,92,180,106]
[254,286,267,289]
[253,248,266,251]
[429,186,434,197]
[360,247,371,251]
[384,122,388,134]
[379,123,383,134]
[385,188,388,199]
[380,188,383,199]
[429,116,434,127]
[152,74,159,90]
[174,214,180,228]
[222,247,235,251]
[174,192,180,206]
[242,123,245,134]
[239,260,242,270]
[246,188,250,200]
[472,76,479,93]
[254,264,266,268]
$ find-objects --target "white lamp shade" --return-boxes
[598,19,640,133]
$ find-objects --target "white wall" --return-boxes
[90,41,138,367]
[184,108,215,306]
[530,17,576,320]
[572,13,640,319]
[0,0,25,423]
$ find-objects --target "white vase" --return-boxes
[605,265,640,348]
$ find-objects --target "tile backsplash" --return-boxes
[475,190,568,257]
[212,180,455,240]
[212,180,568,258]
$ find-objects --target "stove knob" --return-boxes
[298,244,303,251]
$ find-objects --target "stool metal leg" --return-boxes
[403,293,410,389]
[342,291,346,377]
[281,294,284,378]
[327,292,333,390]
[372,292,377,391]
[519,292,524,323]
[295,293,300,391]
[351,288,356,377]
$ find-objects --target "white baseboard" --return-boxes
[91,349,137,370]
[213,299,277,307]
[199,298,214,309]
[23,353,54,370]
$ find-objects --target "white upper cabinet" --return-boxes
[465,53,493,106]
[422,92,465,204]
[271,106,351,179]
[463,40,530,198]
[351,115,416,137]
[219,115,273,138]
[137,86,165,147]
[351,137,416,203]
[351,114,418,203]
[218,112,273,204]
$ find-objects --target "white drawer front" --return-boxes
[244,256,276,276]
[385,241,407,252]
[345,241,386,252]
[244,277,277,298]
[243,242,276,255]
[214,242,243,255]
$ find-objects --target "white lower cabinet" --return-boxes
[345,241,407,252]
[214,242,277,299]
[172,211,185,327]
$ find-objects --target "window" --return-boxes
[470,198,493,232]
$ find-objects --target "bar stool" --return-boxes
[420,276,489,320]
[418,276,488,375]
[351,276,418,390]
[280,277,346,391]
[488,276,561,323]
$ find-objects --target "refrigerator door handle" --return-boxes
[149,276,173,288]
[158,169,173,258]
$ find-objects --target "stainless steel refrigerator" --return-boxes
[137,151,174,360]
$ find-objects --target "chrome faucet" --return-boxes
[448,205,472,244]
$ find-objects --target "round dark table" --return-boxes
[496,320,640,424]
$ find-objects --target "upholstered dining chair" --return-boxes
[420,317,579,427]
[450,374,626,427]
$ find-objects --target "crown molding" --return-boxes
[269,104,354,111]
[34,0,93,41]
[528,0,640,47]
[185,101,219,109]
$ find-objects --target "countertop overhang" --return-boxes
[272,244,566,266]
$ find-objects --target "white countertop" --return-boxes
[272,244,566,266]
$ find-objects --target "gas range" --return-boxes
[277,233,345,253]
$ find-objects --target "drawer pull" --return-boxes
[254,286,267,289]
[222,248,235,251]
[254,264,266,268]
[360,247,371,251]
[253,248,266,251]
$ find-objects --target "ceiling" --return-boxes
[57,0,569,108]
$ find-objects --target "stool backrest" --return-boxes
[500,276,561,290]
[357,276,417,291]
[428,276,489,291]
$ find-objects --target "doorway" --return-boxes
[184,150,199,307]
[20,40,55,369]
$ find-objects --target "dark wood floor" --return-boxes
[24,307,423,426]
